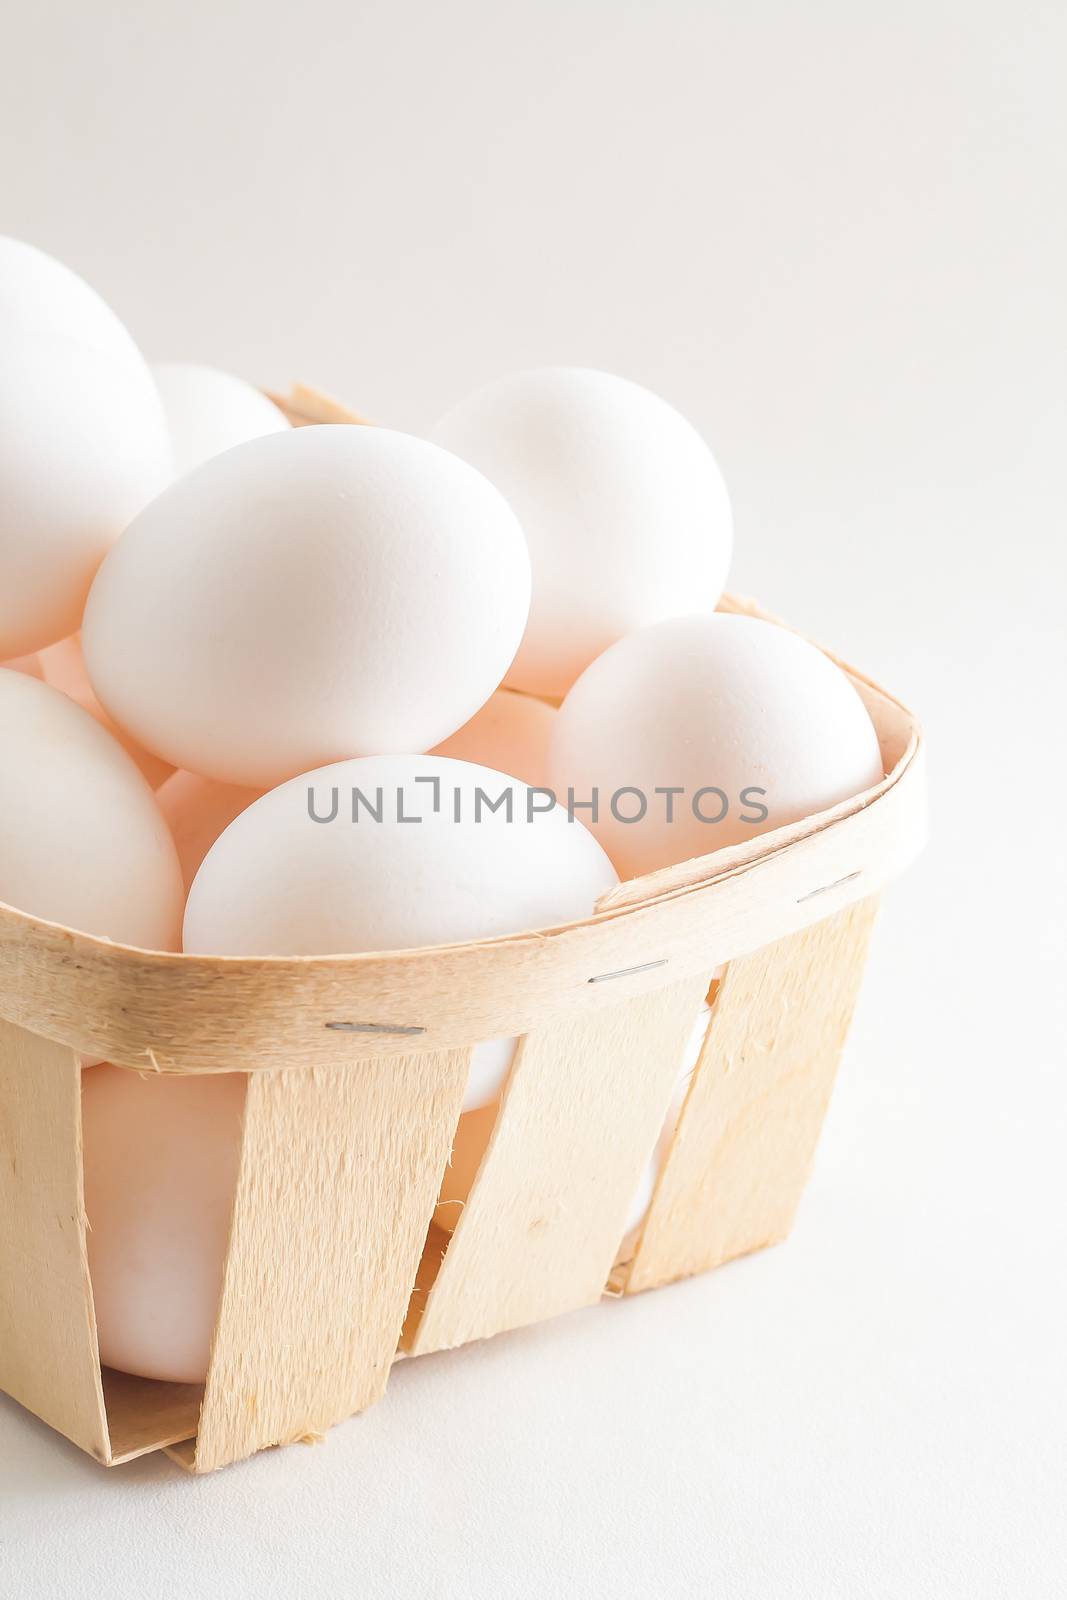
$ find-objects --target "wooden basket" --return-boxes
[0,388,926,1473]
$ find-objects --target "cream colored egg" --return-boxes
[183,755,618,1111]
[40,634,174,789]
[82,1065,245,1384]
[0,671,182,947]
[431,367,733,699]
[431,688,556,787]
[152,362,289,479]
[549,613,885,880]
[0,333,171,657]
[83,427,531,787]
[157,770,264,892]
[0,235,145,366]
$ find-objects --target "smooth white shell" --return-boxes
[431,367,733,699]
[40,635,174,789]
[619,1001,712,1239]
[83,427,532,787]
[549,613,885,879]
[0,235,145,366]
[0,671,183,947]
[152,361,289,479]
[82,1065,246,1384]
[183,755,618,1111]
[0,333,172,656]
[430,688,556,788]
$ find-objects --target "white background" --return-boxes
[2,3,1065,1595]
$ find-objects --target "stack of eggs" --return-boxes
[0,239,885,1386]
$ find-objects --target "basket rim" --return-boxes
[0,592,925,1072]
[0,710,918,969]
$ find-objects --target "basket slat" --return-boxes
[192,1047,471,1472]
[624,897,880,1293]
[405,974,712,1357]
[0,1020,109,1460]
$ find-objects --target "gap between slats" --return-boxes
[405,974,714,1357]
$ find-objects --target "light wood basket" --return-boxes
[0,386,926,1473]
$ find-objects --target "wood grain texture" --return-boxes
[193,1048,471,1472]
[407,976,712,1356]
[625,898,880,1293]
[0,1020,109,1460]
[162,1437,199,1472]
[101,1368,202,1464]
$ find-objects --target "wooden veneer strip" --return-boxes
[625,897,881,1293]
[0,1020,110,1461]
[192,1046,471,1472]
[407,975,712,1356]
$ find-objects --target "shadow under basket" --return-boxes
[0,390,926,1474]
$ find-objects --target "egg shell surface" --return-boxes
[431,367,733,699]
[0,333,172,656]
[41,634,174,788]
[83,427,532,787]
[82,1065,246,1384]
[1,652,43,679]
[549,612,885,879]
[0,235,145,366]
[0,671,182,948]
[152,361,289,479]
[183,754,618,959]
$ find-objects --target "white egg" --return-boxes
[83,427,532,788]
[0,332,172,657]
[431,367,733,699]
[0,671,182,948]
[549,613,885,879]
[40,635,174,789]
[157,770,264,892]
[465,1036,520,1114]
[152,361,289,479]
[82,1065,245,1384]
[183,755,618,1111]
[0,235,145,366]
[431,688,556,788]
